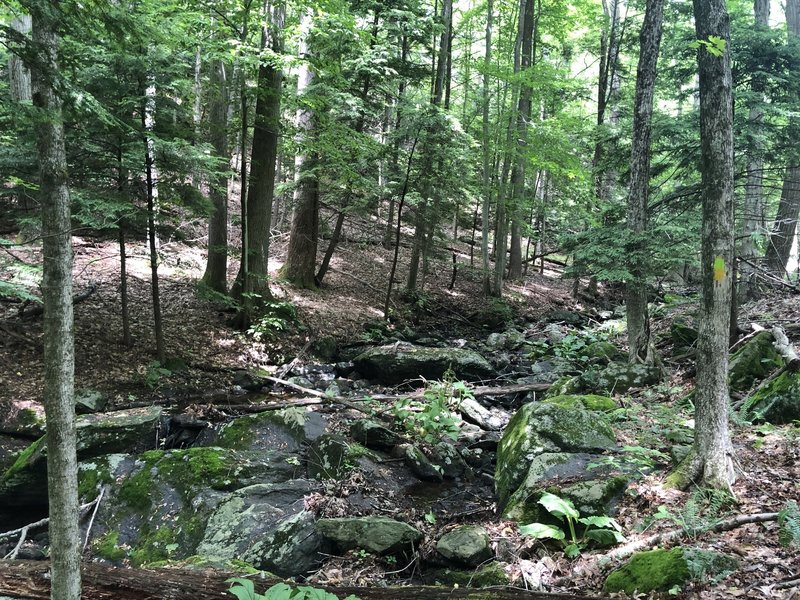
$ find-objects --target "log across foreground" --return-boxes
[0,560,606,600]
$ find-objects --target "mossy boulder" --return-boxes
[316,516,422,555]
[436,525,492,567]
[0,407,163,506]
[307,434,353,480]
[544,376,583,398]
[595,362,661,394]
[604,547,739,595]
[495,400,616,514]
[426,562,510,587]
[543,394,616,413]
[729,330,784,392]
[501,452,627,523]
[743,369,800,424]
[350,419,403,450]
[199,408,327,453]
[585,341,624,364]
[196,480,325,577]
[671,318,698,349]
[401,444,444,482]
[352,343,494,384]
[429,442,469,479]
[87,447,301,566]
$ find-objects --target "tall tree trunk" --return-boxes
[282,8,319,289]
[765,0,800,277]
[739,0,771,299]
[29,4,81,598]
[234,1,284,325]
[481,0,493,294]
[117,142,131,347]
[9,14,32,103]
[201,59,230,294]
[667,0,736,492]
[625,0,665,365]
[142,76,165,363]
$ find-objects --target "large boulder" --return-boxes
[0,406,163,506]
[729,331,784,392]
[352,343,494,385]
[495,397,619,521]
[316,516,422,555]
[595,362,661,394]
[196,480,325,577]
[436,525,492,567]
[86,447,300,567]
[604,547,739,595]
[742,369,800,424]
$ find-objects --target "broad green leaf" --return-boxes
[578,515,622,531]
[263,583,293,600]
[564,543,581,558]
[584,529,625,545]
[519,522,566,540]
[538,492,579,520]
[226,578,257,600]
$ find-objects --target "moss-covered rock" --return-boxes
[595,362,661,394]
[307,434,352,480]
[544,376,583,398]
[543,394,616,413]
[426,563,510,587]
[0,407,163,506]
[742,369,800,424]
[401,444,443,482]
[495,401,616,511]
[350,419,402,451]
[87,447,301,567]
[316,516,422,555]
[199,408,327,453]
[436,525,492,567]
[352,343,495,384]
[429,442,469,479]
[604,547,739,595]
[585,341,624,364]
[0,401,46,437]
[671,318,698,350]
[196,480,325,577]
[729,330,784,392]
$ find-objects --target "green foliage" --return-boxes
[690,36,727,57]
[519,492,624,558]
[226,579,360,600]
[247,300,298,342]
[651,488,735,537]
[142,361,172,389]
[391,372,472,444]
[778,501,800,549]
[588,445,669,476]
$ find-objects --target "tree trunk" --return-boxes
[282,8,319,289]
[29,4,81,598]
[116,143,131,347]
[765,0,800,277]
[739,0,771,300]
[0,560,605,600]
[315,210,345,285]
[625,0,665,365]
[141,76,165,363]
[667,0,736,492]
[9,14,32,103]
[201,59,230,294]
[480,0,493,294]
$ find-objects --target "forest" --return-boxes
[0,0,799,598]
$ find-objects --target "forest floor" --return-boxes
[1,229,799,599]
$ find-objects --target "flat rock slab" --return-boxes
[353,344,494,384]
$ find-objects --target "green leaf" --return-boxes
[578,515,622,532]
[226,578,257,600]
[584,528,625,545]
[519,522,566,540]
[538,492,579,520]
[262,583,293,600]
[564,543,581,558]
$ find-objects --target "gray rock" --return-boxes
[75,389,108,414]
[197,480,325,577]
[198,408,327,453]
[729,330,784,392]
[307,434,352,480]
[436,525,492,567]
[430,442,470,479]
[350,419,402,451]
[352,343,495,385]
[316,516,422,555]
[401,444,443,481]
[596,362,661,393]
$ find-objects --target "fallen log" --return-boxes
[0,560,607,600]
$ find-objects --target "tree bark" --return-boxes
[625,0,665,365]
[0,560,605,600]
[282,8,319,290]
[667,0,736,492]
[201,59,230,294]
[765,0,800,277]
[29,3,81,598]
[480,0,492,293]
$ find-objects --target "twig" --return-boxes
[275,339,313,379]
[0,496,103,543]
[264,376,373,415]
[83,486,106,550]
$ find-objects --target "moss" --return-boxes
[743,370,800,424]
[77,456,119,500]
[544,376,583,398]
[155,447,237,490]
[729,331,784,391]
[118,468,153,511]
[0,436,46,482]
[430,563,509,587]
[94,531,127,562]
[604,548,690,594]
[129,526,179,566]
[216,416,256,449]
[543,395,617,413]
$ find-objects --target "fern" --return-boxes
[778,501,800,548]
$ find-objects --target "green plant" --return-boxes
[247,299,298,341]
[588,445,669,475]
[651,487,734,537]
[778,501,800,548]
[519,492,624,558]
[227,579,360,600]
[142,361,171,389]
[391,373,472,443]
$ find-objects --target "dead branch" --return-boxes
[264,376,373,415]
[771,326,800,371]
[0,495,103,546]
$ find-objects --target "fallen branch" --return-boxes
[0,495,103,544]
[369,381,551,402]
[771,326,800,371]
[19,283,97,320]
[264,376,373,415]
[0,560,607,600]
[275,339,313,379]
[595,511,779,567]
